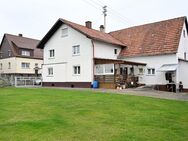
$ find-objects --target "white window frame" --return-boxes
[95,64,114,75]
[73,66,81,75]
[49,49,55,58]
[147,68,155,75]
[21,62,30,69]
[21,50,30,56]
[8,50,11,57]
[48,67,53,76]
[61,28,68,37]
[72,45,80,56]
[138,68,144,75]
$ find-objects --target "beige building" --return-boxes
[0,33,43,85]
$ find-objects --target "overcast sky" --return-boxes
[0,0,188,40]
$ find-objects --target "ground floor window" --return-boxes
[147,68,155,75]
[48,67,53,76]
[95,64,114,75]
[73,66,80,75]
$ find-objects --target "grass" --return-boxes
[0,87,188,141]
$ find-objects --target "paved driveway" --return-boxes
[44,87,188,101]
[91,88,188,101]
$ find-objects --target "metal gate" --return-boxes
[15,77,42,87]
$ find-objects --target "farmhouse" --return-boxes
[37,16,188,91]
[0,34,43,85]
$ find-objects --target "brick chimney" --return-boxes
[18,34,23,37]
[85,21,92,29]
[99,25,105,32]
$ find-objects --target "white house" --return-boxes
[37,17,188,92]
[0,33,43,85]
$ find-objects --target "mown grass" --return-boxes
[0,87,188,141]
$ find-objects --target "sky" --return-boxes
[0,0,188,40]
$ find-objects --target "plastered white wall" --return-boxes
[177,22,188,60]
[123,54,177,85]
[43,24,93,82]
[94,41,121,59]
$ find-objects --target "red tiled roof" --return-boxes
[5,34,43,59]
[60,19,125,47]
[37,19,126,49]
[110,17,186,57]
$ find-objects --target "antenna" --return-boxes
[103,5,107,32]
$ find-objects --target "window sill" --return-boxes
[48,57,55,59]
[146,74,155,76]
[72,74,81,76]
[72,54,80,56]
[47,75,54,77]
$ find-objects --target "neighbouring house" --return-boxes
[0,33,43,85]
[37,16,188,92]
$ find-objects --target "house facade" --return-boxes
[37,17,188,91]
[0,34,43,85]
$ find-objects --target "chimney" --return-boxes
[18,34,23,37]
[85,21,92,29]
[99,25,105,32]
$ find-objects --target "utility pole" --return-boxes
[103,5,107,32]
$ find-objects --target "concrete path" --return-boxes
[43,87,188,101]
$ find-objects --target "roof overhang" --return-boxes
[94,58,146,66]
[158,64,178,72]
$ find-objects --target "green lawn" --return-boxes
[0,88,188,141]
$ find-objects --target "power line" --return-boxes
[82,0,134,25]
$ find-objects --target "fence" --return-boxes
[15,77,42,87]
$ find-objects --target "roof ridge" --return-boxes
[109,16,186,34]
[5,33,40,41]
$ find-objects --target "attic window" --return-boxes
[183,30,186,38]
[184,52,187,60]
[61,28,68,37]
[114,49,117,55]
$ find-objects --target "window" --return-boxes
[21,62,30,69]
[61,28,68,37]
[114,49,117,55]
[147,68,155,75]
[48,68,53,76]
[105,64,114,74]
[72,45,80,55]
[184,52,187,60]
[73,66,80,75]
[0,63,2,70]
[35,63,38,67]
[183,30,186,38]
[21,50,30,56]
[8,50,11,57]
[138,68,144,75]
[49,49,55,58]
[8,62,11,69]
[95,64,114,75]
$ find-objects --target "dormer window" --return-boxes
[61,28,68,37]
[8,50,11,57]
[21,50,30,56]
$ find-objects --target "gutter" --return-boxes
[91,40,95,81]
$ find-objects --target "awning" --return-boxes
[158,64,178,72]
